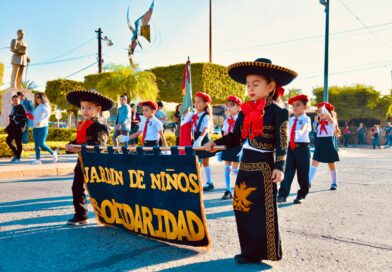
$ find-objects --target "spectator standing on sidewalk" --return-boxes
[372,125,382,149]
[343,124,351,147]
[384,122,391,148]
[155,101,167,125]
[112,95,131,148]
[31,93,57,164]
[17,91,34,144]
[6,95,26,163]
[357,123,366,145]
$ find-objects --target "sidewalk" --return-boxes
[0,154,77,179]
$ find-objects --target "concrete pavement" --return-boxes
[0,148,391,271]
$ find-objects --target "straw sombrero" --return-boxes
[227,58,298,86]
[66,89,115,111]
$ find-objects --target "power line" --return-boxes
[298,61,392,80]
[338,0,392,49]
[38,37,96,63]
[63,62,98,79]
[29,53,97,66]
[139,22,392,64]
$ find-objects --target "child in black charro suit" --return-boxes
[204,58,297,264]
[65,89,115,225]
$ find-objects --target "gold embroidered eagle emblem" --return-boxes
[233,182,257,212]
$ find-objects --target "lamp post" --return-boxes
[209,0,212,63]
[320,0,330,102]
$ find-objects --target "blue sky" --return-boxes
[1,0,392,96]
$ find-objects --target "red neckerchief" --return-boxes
[319,120,328,135]
[227,117,236,133]
[76,119,94,144]
[240,98,267,139]
[191,114,199,132]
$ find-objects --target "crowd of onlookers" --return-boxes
[5,92,392,164]
[5,91,57,163]
[341,122,391,149]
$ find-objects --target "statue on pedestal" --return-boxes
[10,29,30,89]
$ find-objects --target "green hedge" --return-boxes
[0,134,69,158]
[151,62,245,104]
[0,128,76,142]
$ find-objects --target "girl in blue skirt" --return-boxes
[220,95,243,200]
[309,102,340,190]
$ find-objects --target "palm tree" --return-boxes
[22,80,38,90]
[97,64,158,101]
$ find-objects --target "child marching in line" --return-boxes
[204,58,297,264]
[220,95,243,200]
[308,102,340,190]
[278,95,311,204]
[192,92,215,191]
[123,100,168,149]
[64,89,115,225]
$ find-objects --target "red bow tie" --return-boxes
[319,120,328,135]
[227,118,235,133]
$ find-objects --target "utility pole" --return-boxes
[320,0,330,102]
[95,28,103,73]
[209,0,212,63]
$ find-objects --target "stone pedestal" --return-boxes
[0,88,34,127]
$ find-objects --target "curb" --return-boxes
[0,164,75,180]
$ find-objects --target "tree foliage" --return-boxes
[313,84,392,121]
[151,62,245,104]
[84,64,158,101]
[45,79,84,127]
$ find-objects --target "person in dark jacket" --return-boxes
[6,95,27,163]
[64,89,115,225]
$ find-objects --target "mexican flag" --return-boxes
[179,58,193,149]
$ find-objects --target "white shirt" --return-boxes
[289,114,311,143]
[222,113,239,133]
[138,116,163,141]
[191,111,210,133]
[317,118,336,137]
[33,103,51,128]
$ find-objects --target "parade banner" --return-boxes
[79,145,211,248]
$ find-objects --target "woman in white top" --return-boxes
[31,93,57,164]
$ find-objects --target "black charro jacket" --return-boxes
[214,98,289,171]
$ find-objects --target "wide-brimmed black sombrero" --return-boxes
[66,89,115,111]
[227,58,298,86]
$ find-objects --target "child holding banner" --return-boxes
[123,100,168,149]
[192,92,215,191]
[204,58,297,264]
[64,89,115,225]
[220,95,243,200]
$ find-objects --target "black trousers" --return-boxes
[72,160,88,219]
[278,144,310,199]
[6,127,23,159]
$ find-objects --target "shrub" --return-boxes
[151,62,245,104]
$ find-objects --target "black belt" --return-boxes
[294,142,310,148]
